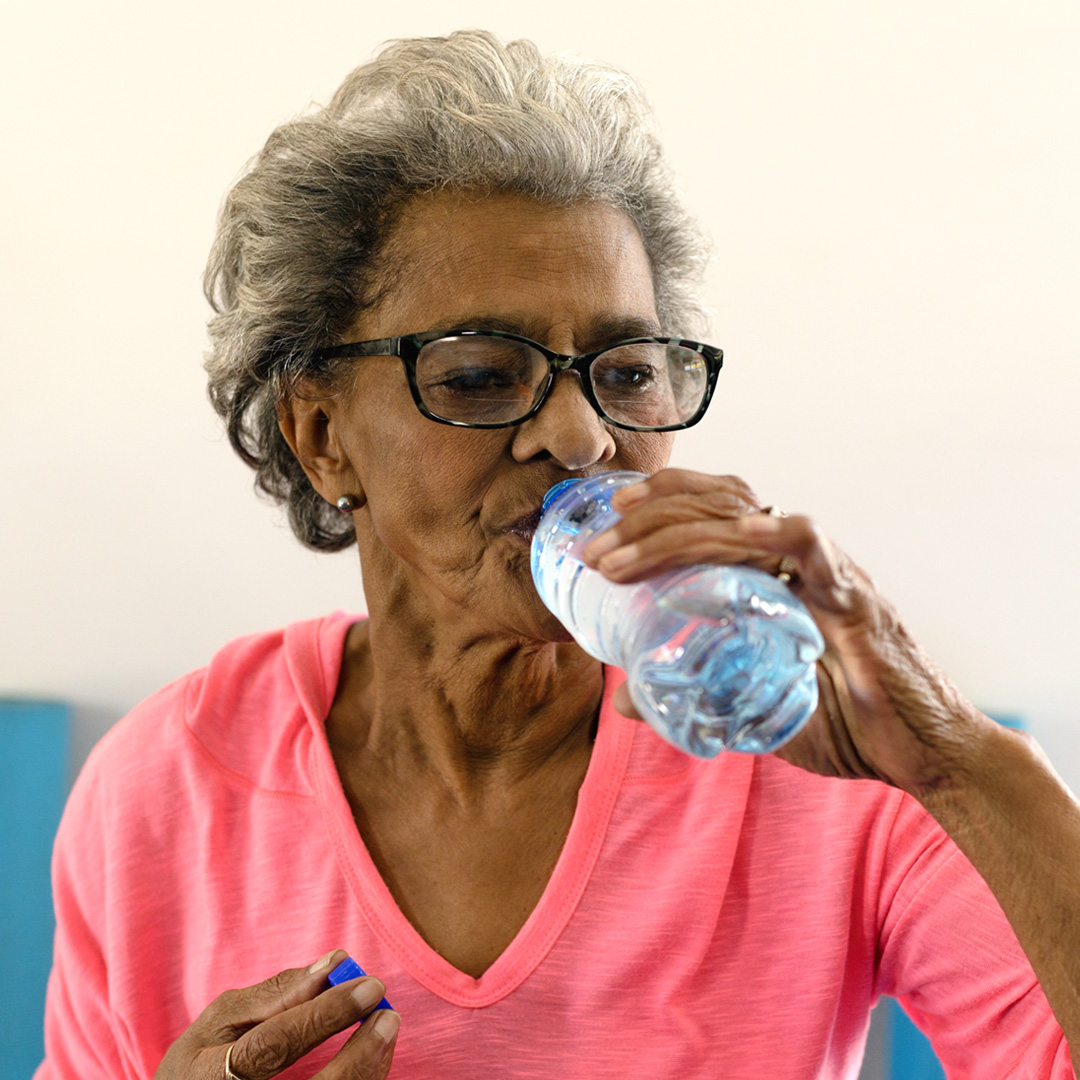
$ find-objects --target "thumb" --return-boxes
[200,949,349,1039]
[613,680,644,721]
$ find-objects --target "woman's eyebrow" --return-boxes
[421,315,529,335]
[585,315,664,343]
[417,313,665,347]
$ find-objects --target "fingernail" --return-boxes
[599,544,638,573]
[352,978,387,1010]
[612,482,648,508]
[308,950,338,974]
[740,514,782,535]
[584,531,620,561]
[374,1010,400,1054]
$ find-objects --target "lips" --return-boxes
[506,507,543,542]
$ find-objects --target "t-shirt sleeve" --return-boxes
[34,750,141,1080]
[875,794,1074,1078]
[31,675,196,1080]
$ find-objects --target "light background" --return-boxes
[3,0,1078,800]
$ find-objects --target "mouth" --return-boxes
[505,507,543,544]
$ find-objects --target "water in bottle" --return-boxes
[531,471,825,756]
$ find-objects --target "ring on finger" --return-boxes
[224,1044,251,1080]
[758,507,796,583]
[775,556,799,586]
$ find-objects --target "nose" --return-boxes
[510,371,616,470]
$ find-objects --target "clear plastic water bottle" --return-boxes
[531,471,825,756]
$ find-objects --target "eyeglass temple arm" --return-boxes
[315,337,404,361]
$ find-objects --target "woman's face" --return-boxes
[296,189,675,639]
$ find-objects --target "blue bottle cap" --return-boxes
[327,956,394,1012]
[327,957,363,984]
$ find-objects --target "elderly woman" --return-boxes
[37,30,1078,1080]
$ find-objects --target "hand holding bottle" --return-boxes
[581,467,994,794]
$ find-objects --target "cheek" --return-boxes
[351,420,505,560]
[614,431,675,475]
[345,370,460,495]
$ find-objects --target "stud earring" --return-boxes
[336,495,358,514]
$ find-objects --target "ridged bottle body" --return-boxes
[531,472,825,756]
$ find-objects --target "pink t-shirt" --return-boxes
[36,613,1071,1078]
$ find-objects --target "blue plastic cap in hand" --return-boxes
[327,957,363,985]
[328,957,393,1012]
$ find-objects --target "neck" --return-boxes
[329,606,604,800]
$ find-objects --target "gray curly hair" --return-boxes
[204,29,709,552]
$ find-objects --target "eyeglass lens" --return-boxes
[414,336,709,427]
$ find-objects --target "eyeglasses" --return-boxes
[313,329,723,431]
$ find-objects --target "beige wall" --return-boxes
[3,1,1078,786]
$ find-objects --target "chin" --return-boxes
[480,546,576,644]
[492,583,573,645]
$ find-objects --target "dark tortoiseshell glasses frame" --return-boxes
[313,328,724,432]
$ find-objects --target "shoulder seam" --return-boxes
[179,675,314,801]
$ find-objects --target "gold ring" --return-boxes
[776,556,798,585]
[224,1044,250,1080]
[762,506,788,518]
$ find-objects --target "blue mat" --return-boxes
[0,700,70,1080]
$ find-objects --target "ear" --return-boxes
[277,386,365,510]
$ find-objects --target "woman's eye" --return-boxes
[434,368,520,394]
[595,365,658,391]
[448,369,510,390]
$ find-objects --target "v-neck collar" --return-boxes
[297,615,636,1007]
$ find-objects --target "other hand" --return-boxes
[153,950,399,1080]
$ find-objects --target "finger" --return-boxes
[199,950,349,1044]
[584,489,761,567]
[318,1009,401,1080]
[222,975,390,1080]
[737,514,878,623]
[588,520,776,582]
[610,468,760,513]
[614,471,760,522]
